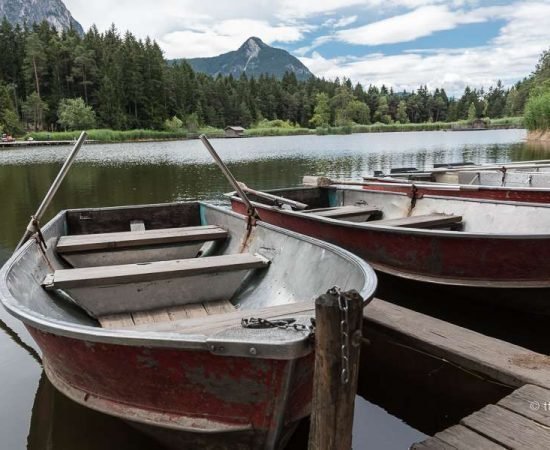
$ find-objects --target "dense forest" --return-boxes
[0,19,547,135]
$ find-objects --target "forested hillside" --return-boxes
[0,20,543,135]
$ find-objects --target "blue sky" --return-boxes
[65,0,550,95]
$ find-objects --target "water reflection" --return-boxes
[28,374,164,450]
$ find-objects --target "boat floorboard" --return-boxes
[99,299,236,329]
[99,300,314,333]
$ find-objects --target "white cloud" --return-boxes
[159,20,306,59]
[300,2,550,95]
[335,5,488,46]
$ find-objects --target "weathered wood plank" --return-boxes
[66,202,201,235]
[99,314,135,328]
[180,303,208,319]
[364,299,550,388]
[305,205,381,220]
[57,225,227,253]
[128,301,314,333]
[462,404,550,448]
[410,438,456,449]
[433,424,506,449]
[373,213,462,228]
[129,220,146,231]
[47,253,270,288]
[203,299,235,315]
[498,384,550,426]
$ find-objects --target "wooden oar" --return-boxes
[199,134,260,220]
[302,175,464,191]
[239,183,308,210]
[16,131,87,250]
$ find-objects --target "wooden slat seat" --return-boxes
[372,213,462,229]
[56,225,228,253]
[46,253,269,289]
[304,205,382,222]
[43,253,270,318]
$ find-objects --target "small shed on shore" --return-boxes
[224,126,245,138]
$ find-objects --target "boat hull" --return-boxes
[30,325,313,449]
[362,179,550,203]
[231,198,550,313]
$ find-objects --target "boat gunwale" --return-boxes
[0,202,376,355]
[228,185,550,240]
[362,175,550,192]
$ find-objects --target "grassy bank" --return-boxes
[21,117,525,143]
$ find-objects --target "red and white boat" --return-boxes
[0,201,376,449]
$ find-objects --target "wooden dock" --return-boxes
[412,384,550,449]
[359,299,550,449]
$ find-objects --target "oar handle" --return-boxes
[199,134,259,218]
[16,131,87,250]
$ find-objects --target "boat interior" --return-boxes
[1,202,370,341]
[233,185,550,235]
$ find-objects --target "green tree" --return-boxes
[467,102,477,121]
[374,96,391,124]
[57,97,96,130]
[22,92,48,130]
[396,100,409,124]
[524,88,550,131]
[310,93,330,127]
[24,32,47,98]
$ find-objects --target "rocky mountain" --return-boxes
[184,37,314,81]
[0,0,83,34]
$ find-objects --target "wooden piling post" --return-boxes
[308,288,364,450]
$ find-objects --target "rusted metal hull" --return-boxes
[30,326,313,449]
[362,178,550,203]
[0,202,376,449]
[231,197,550,313]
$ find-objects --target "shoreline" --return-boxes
[3,121,525,147]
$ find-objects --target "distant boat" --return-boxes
[0,201,376,450]
[228,181,550,314]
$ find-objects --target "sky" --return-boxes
[63,0,550,95]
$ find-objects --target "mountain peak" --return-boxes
[0,0,83,34]
[184,37,314,81]
[240,36,267,51]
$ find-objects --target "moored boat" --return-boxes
[0,201,376,450]
[228,180,550,314]
[359,176,550,203]
[373,160,550,187]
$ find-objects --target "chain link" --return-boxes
[329,286,350,385]
[241,317,315,335]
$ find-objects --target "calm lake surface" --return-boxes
[0,129,537,449]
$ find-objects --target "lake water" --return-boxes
[0,129,536,449]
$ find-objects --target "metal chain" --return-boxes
[241,317,315,335]
[329,286,350,385]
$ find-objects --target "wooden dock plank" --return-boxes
[461,404,550,449]
[432,424,506,449]
[364,300,550,389]
[410,438,456,449]
[498,384,550,427]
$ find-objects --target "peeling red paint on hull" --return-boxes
[362,183,550,203]
[29,327,313,449]
[231,199,550,313]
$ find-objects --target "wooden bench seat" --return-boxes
[43,253,270,317]
[304,205,382,222]
[373,213,462,229]
[56,225,229,267]
[57,225,228,253]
